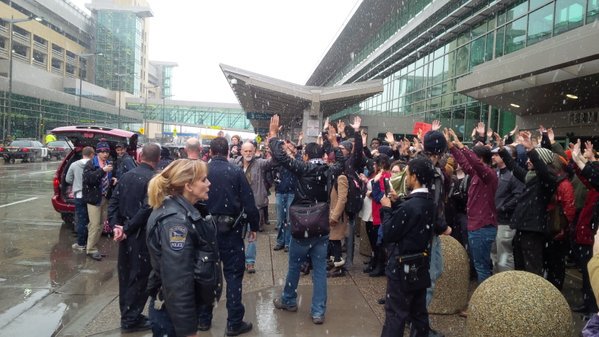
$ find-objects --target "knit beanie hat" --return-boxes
[96,141,110,152]
[423,131,447,155]
[340,140,353,153]
[378,145,394,158]
[535,148,554,165]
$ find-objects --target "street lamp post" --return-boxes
[76,53,102,125]
[161,94,173,141]
[2,14,41,141]
[143,84,159,138]
[114,73,127,129]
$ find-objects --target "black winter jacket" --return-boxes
[495,167,525,223]
[269,137,345,206]
[382,192,434,281]
[499,148,557,232]
[82,157,112,205]
[108,162,155,235]
[146,195,220,337]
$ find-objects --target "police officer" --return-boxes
[146,159,221,337]
[380,157,443,337]
[108,143,160,332]
[198,137,259,336]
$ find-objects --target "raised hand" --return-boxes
[443,128,453,149]
[432,120,441,131]
[539,125,547,134]
[323,117,330,131]
[520,131,533,150]
[297,131,303,145]
[361,129,367,145]
[417,128,423,141]
[476,122,485,136]
[385,131,395,146]
[269,114,280,138]
[509,124,519,137]
[584,140,595,160]
[486,128,493,140]
[400,138,410,154]
[547,128,555,144]
[449,128,464,149]
[493,132,504,148]
[350,116,362,131]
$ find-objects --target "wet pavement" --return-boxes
[0,159,593,336]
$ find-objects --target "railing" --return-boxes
[12,31,30,44]
[51,66,63,75]
[12,52,28,62]
[32,59,46,69]
[52,49,63,59]
[33,41,46,50]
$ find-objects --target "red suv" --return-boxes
[50,126,138,227]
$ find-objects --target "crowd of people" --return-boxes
[64,113,599,337]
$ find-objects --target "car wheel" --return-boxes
[29,154,35,163]
[4,158,9,164]
[61,213,75,229]
[10,158,15,164]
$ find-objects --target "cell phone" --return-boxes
[384,178,391,197]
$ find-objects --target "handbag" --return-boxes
[289,202,330,239]
[396,252,431,291]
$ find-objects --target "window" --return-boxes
[470,36,486,68]
[506,0,528,21]
[555,0,585,34]
[528,4,554,45]
[530,0,551,10]
[505,16,527,54]
[495,26,505,57]
[589,0,599,21]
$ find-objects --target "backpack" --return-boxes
[341,172,366,216]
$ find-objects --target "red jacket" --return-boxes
[575,168,598,245]
[547,174,576,240]
[371,171,392,226]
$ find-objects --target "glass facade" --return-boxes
[95,11,143,96]
[333,0,598,136]
[1,92,141,139]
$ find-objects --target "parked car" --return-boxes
[0,139,48,163]
[50,126,138,227]
[46,140,73,160]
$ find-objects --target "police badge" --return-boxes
[169,225,188,251]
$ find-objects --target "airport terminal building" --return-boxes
[226,0,599,140]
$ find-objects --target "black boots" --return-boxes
[368,245,385,277]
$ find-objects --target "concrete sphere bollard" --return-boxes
[467,271,572,337]
[428,235,470,314]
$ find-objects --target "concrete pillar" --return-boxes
[302,100,322,143]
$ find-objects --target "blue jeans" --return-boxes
[74,198,89,246]
[426,235,443,307]
[148,297,176,337]
[275,193,294,247]
[468,225,497,283]
[245,223,256,265]
[281,235,328,318]
[199,228,245,330]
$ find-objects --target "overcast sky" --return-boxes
[70,0,360,103]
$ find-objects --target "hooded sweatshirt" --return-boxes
[65,158,90,198]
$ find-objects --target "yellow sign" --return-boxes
[255,135,262,144]
[172,129,177,137]
[139,127,145,135]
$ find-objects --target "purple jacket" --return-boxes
[450,146,498,231]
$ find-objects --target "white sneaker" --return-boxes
[72,243,86,251]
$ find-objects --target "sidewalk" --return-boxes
[54,199,587,337]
